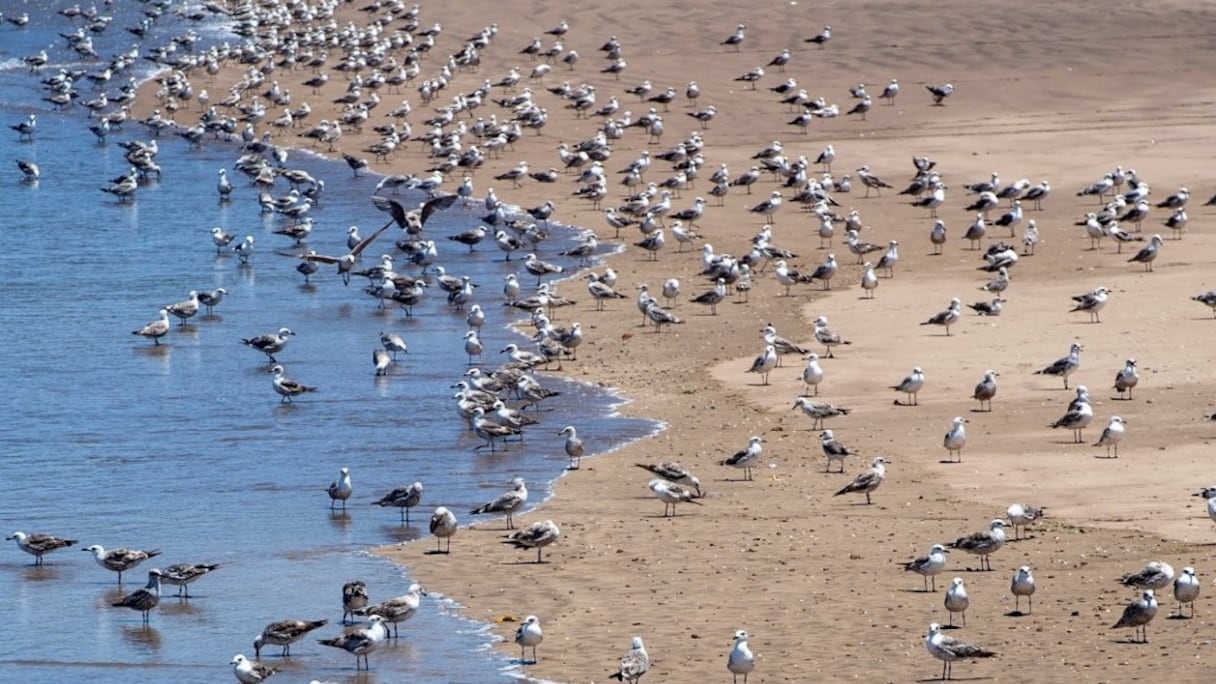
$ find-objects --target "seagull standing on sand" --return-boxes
[504,519,560,563]
[1049,395,1093,443]
[892,367,925,405]
[972,370,998,411]
[949,519,1006,571]
[813,315,851,358]
[648,479,702,517]
[925,622,995,681]
[727,630,755,684]
[721,436,764,481]
[793,397,851,430]
[903,544,949,592]
[721,24,746,50]
[1173,567,1200,618]
[1112,358,1139,399]
[608,636,649,683]
[834,457,887,504]
[1128,234,1163,271]
[944,577,969,626]
[1011,566,1036,614]
[926,83,954,105]
[1112,590,1158,643]
[805,25,831,48]
[1036,343,1083,389]
[860,261,879,297]
[746,344,778,385]
[1070,286,1110,323]
[943,417,967,461]
[1120,561,1175,591]
[819,429,855,472]
[429,507,458,553]
[515,615,543,663]
[1006,503,1045,540]
[921,298,962,335]
[1094,416,1126,457]
[470,477,528,529]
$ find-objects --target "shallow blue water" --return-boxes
[0,3,653,681]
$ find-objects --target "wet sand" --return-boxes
[136,0,1216,679]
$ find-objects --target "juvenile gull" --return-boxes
[793,397,851,430]
[921,298,962,335]
[635,463,702,497]
[1119,561,1175,591]
[903,544,949,591]
[161,562,220,598]
[470,477,528,529]
[198,288,227,315]
[515,615,543,663]
[342,581,369,625]
[967,297,1005,316]
[503,519,560,563]
[1006,503,1045,540]
[972,370,999,411]
[83,544,160,583]
[944,577,969,626]
[648,479,702,517]
[943,417,967,462]
[359,583,426,638]
[1011,566,1036,614]
[132,309,171,345]
[833,457,887,504]
[608,636,649,683]
[892,367,925,405]
[7,531,77,565]
[949,519,1006,571]
[254,618,329,658]
[721,436,764,481]
[1173,567,1200,618]
[812,315,851,358]
[926,83,955,105]
[924,622,995,681]
[1192,290,1216,317]
[1070,286,1110,323]
[111,569,163,624]
[1127,234,1163,271]
[1035,342,1082,389]
[429,507,458,553]
[727,630,755,684]
[270,365,316,403]
[232,654,277,684]
[1112,590,1158,643]
[1094,416,1126,457]
[317,614,388,670]
[373,482,423,523]
[327,468,352,510]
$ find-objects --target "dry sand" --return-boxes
[138,0,1216,679]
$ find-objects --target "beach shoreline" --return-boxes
[130,0,1216,680]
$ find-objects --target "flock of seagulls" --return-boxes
[7,0,1216,680]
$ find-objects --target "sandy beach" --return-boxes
[135,0,1216,679]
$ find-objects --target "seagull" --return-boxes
[232,654,277,684]
[818,430,855,472]
[111,569,163,624]
[746,344,778,385]
[503,519,560,563]
[359,583,426,638]
[165,291,200,325]
[833,457,887,504]
[721,436,764,481]
[812,315,851,357]
[750,191,784,222]
[341,581,369,625]
[1112,590,1158,643]
[83,544,160,583]
[926,83,954,105]
[428,506,458,553]
[1127,234,1163,271]
[855,165,893,197]
[327,468,352,510]
[608,636,649,683]
[925,622,995,681]
[943,417,967,462]
[972,370,999,411]
[814,144,835,171]
[515,615,543,663]
[880,78,900,105]
[373,482,423,523]
[727,630,755,684]
[648,479,702,517]
[804,25,832,48]
[1035,343,1083,389]
[269,364,316,403]
[198,288,227,315]
[253,619,329,658]
[317,615,388,670]
[470,477,527,529]
[967,297,1005,316]
[242,328,295,363]
[1006,503,1045,540]
[690,278,726,315]
[635,463,702,497]
[161,563,220,598]
[875,240,900,277]
[903,544,949,591]
[949,519,1006,571]
[1173,567,1200,618]
[1192,290,1216,318]
[944,577,969,627]
[1008,566,1037,615]
[131,309,170,345]
[1094,416,1126,457]
[1120,561,1175,591]
[892,367,925,406]
[6,531,77,565]
[1049,395,1093,443]
[559,425,585,469]
[733,66,765,89]
[721,23,746,51]
[793,397,851,430]
[16,159,39,180]
[860,262,879,298]
[1070,286,1110,323]
[767,48,792,71]
[921,298,962,335]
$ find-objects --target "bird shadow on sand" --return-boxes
[918,677,992,683]
[939,624,963,631]
[1004,610,1029,618]
[423,549,451,556]
[1166,614,1195,621]
[938,459,962,464]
